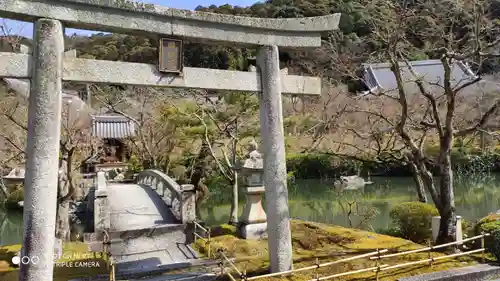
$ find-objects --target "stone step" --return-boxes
[109,229,191,256]
[397,264,500,281]
[110,223,186,240]
[115,259,223,280]
[112,244,199,274]
[84,224,188,253]
[110,242,198,264]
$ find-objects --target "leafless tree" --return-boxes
[175,89,259,224]
[321,0,500,244]
[0,84,98,240]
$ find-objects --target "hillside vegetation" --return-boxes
[0,0,499,180]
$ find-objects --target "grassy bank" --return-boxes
[193,220,487,281]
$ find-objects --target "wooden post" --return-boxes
[428,240,433,268]
[481,233,485,263]
[315,258,319,281]
[375,249,380,281]
[208,227,212,259]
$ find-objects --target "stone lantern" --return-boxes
[237,140,268,240]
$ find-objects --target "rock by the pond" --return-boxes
[333,175,373,190]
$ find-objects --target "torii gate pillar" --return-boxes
[257,45,292,271]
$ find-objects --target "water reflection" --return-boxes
[2,175,500,246]
[0,209,22,246]
[200,175,500,230]
[0,208,85,246]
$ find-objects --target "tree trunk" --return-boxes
[228,134,239,225]
[55,152,74,241]
[436,150,457,245]
[0,177,8,200]
[56,169,71,241]
[190,139,211,221]
[55,200,70,241]
[415,156,440,206]
[228,174,239,225]
[409,161,427,203]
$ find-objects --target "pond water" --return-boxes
[1,175,500,246]
[200,174,500,230]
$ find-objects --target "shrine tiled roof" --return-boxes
[360,59,478,96]
[91,115,136,139]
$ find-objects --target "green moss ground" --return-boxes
[193,220,490,281]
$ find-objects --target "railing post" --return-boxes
[220,259,225,276]
[109,256,116,281]
[95,172,110,233]
[375,249,380,281]
[208,226,212,259]
[481,232,485,263]
[194,222,197,241]
[428,240,433,268]
[95,170,111,264]
[315,258,319,281]
[180,184,196,224]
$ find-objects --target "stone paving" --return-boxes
[398,264,500,281]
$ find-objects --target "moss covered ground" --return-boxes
[0,220,490,281]
[193,220,488,281]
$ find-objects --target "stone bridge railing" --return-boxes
[94,171,110,236]
[136,170,196,224]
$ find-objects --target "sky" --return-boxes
[1,0,259,38]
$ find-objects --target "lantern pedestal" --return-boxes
[240,222,268,240]
[239,186,267,239]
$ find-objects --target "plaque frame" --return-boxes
[158,38,184,74]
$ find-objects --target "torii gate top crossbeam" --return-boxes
[0,0,340,47]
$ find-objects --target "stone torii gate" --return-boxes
[0,1,340,280]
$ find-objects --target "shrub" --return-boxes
[376,227,402,237]
[126,155,143,173]
[286,153,361,179]
[5,188,24,210]
[389,202,439,243]
[489,230,500,261]
[474,214,500,250]
[475,214,500,235]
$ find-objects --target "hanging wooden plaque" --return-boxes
[158,38,183,74]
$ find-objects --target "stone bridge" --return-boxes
[86,169,212,280]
